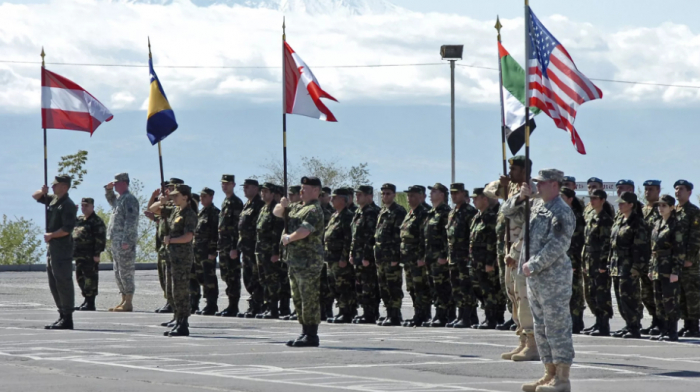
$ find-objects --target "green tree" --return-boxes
[57,150,88,189]
[0,215,43,265]
[96,178,156,263]
[254,156,372,190]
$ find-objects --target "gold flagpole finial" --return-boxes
[495,16,502,42]
[40,47,45,68]
[283,16,286,42]
[148,36,152,59]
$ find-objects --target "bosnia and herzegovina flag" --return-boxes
[499,42,539,155]
[147,57,178,145]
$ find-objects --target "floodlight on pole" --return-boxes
[440,45,463,184]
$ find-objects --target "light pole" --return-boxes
[440,45,463,184]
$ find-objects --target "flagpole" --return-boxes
[495,16,511,250]
[282,17,289,231]
[148,38,167,190]
[523,1,531,261]
[41,47,48,232]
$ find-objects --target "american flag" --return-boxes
[527,7,602,154]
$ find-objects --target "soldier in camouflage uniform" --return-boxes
[506,169,575,392]
[399,186,429,327]
[640,180,662,335]
[560,187,586,333]
[281,185,302,321]
[609,191,649,339]
[674,180,700,337]
[446,183,478,328]
[421,183,452,327]
[649,194,685,342]
[319,186,336,320]
[374,183,408,326]
[216,174,244,317]
[344,187,359,213]
[72,198,106,311]
[237,179,265,318]
[350,185,381,324]
[105,173,140,312]
[495,203,513,330]
[275,176,325,347]
[324,188,356,323]
[255,183,285,319]
[582,189,614,337]
[192,187,220,316]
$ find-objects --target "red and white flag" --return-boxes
[284,42,338,122]
[41,68,113,134]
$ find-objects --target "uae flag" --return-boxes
[499,42,539,155]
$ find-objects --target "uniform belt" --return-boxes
[652,249,672,257]
[471,244,487,248]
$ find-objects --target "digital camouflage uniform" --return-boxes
[320,202,336,311]
[238,194,265,310]
[105,188,139,295]
[155,213,169,301]
[191,203,220,303]
[675,201,700,322]
[447,202,478,310]
[641,203,661,324]
[503,192,576,365]
[423,203,451,312]
[470,204,502,313]
[374,202,407,311]
[286,199,325,326]
[496,212,512,313]
[609,210,649,329]
[218,193,244,304]
[568,208,586,320]
[324,206,355,312]
[582,209,614,319]
[72,212,106,298]
[256,200,285,305]
[167,206,197,320]
[350,202,381,313]
[400,203,429,315]
[650,214,686,323]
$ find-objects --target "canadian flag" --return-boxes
[284,42,338,122]
[41,68,113,134]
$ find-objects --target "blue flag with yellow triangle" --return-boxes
[147,58,178,145]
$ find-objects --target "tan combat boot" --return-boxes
[501,333,526,360]
[521,363,555,392]
[114,294,133,312]
[109,295,126,312]
[535,363,570,392]
[512,333,540,361]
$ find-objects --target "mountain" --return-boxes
[117,0,403,15]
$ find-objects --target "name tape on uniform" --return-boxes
[574,182,616,191]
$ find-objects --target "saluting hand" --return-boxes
[105,182,114,191]
[499,175,510,191]
[41,185,49,195]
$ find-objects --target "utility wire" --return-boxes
[4,59,700,89]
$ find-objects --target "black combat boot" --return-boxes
[429,308,448,328]
[287,325,306,346]
[641,316,659,335]
[289,312,298,321]
[160,318,177,327]
[590,315,610,337]
[197,296,218,316]
[478,310,498,329]
[168,317,190,337]
[446,307,464,328]
[612,325,629,338]
[190,295,201,314]
[79,296,96,311]
[292,325,320,347]
[332,308,355,324]
[448,306,457,323]
[263,302,280,319]
[662,319,679,342]
[324,303,335,321]
[375,311,387,325]
[683,319,700,338]
[470,307,480,327]
[452,307,474,329]
[215,298,239,317]
[650,319,666,341]
[45,312,63,329]
[74,299,87,311]
[50,313,74,330]
[496,318,515,331]
[582,320,598,335]
[381,308,402,326]
[156,303,173,314]
[356,306,377,324]
[623,323,642,339]
[678,319,690,336]
[572,313,584,334]
[279,296,291,317]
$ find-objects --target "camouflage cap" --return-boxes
[81,197,94,205]
[356,185,373,194]
[288,185,301,195]
[659,194,676,206]
[508,155,532,169]
[168,178,184,186]
[381,183,397,193]
[674,179,693,191]
[415,185,427,194]
[114,173,129,183]
[221,174,235,183]
[260,182,276,191]
[192,193,200,203]
[301,176,322,187]
[428,183,448,193]
[471,187,485,197]
[616,179,634,187]
[341,186,355,193]
[201,187,215,196]
[322,186,332,195]
[615,191,637,204]
[560,187,576,199]
[590,189,608,199]
[643,180,661,187]
[450,183,465,192]
[404,185,424,194]
[241,179,259,187]
[562,176,576,183]
[169,184,192,196]
[532,168,565,182]
[51,174,72,186]
[332,188,352,197]
[587,177,603,185]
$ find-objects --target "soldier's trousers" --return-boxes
[403,265,415,306]
[639,273,656,320]
[471,264,483,307]
[328,261,356,309]
[653,277,679,322]
[428,259,451,311]
[449,257,475,308]
[75,256,99,297]
[407,260,431,311]
[528,269,575,365]
[320,263,335,308]
[498,254,512,313]
[157,250,167,299]
[47,250,74,315]
[289,261,324,326]
[582,270,597,316]
[679,263,700,320]
[189,260,201,300]
[475,267,503,311]
[280,262,291,299]
[570,268,585,317]
[111,242,136,295]
[613,275,642,327]
[241,249,264,306]
[589,268,613,318]
[219,249,241,302]
[506,264,534,335]
[377,261,404,310]
[355,262,380,309]
[166,246,193,320]
[257,253,283,303]
[192,252,219,300]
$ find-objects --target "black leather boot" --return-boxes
[623,324,642,339]
[572,313,584,334]
[683,319,700,338]
[650,319,666,341]
[215,298,238,317]
[292,324,320,347]
[332,308,355,324]
[160,318,177,327]
[662,319,679,342]
[263,302,280,319]
[50,313,74,330]
[381,308,402,326]
[582,320,598,335]
[74,299,87,311]
[356,306,377,324]
[168,317,190,337]
[496,318,515,331]
[78,296,96,311]
[590,315,610,337]
[478,310,498,329]
[197,297,218,316]
[279,296,291,317]
[430,308,448,328]
[470,307,480,327]
[45,312,63,329]
[190,295,201,314]
[452,307,473,329]
[287,325,307,346]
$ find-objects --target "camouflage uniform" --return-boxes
[675,201,700,324]
[423,203,452,314]
[375,202,407,313]
[582,209,614,320]
[105,187,139,295]
[72,212,106,298]
[218,192,244,307]
[568,208,586,321]
[650,213,685,324]
[496,212,512,314]
[470,204,502,314]
[350,201,381,318]
[167,205,197,320]
[641,203,661,325]
[447,201,478,311]
[156,205,174,304]
[400,202,429,319]
[193,203,220,303]
[256,200,285,306]
[320,201,336,312]
[238,194,265,311]
[324,205,355,313]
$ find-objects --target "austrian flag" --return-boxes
[41,68,113,134]
[284,42,338,122]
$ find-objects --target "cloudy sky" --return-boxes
[2,0,700,230]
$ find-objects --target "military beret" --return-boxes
[508,155,532,169]
[643,180,661,187]
[616,179,634,187]
[322,186,332,195]
[532,168,565,182]
[404,185,424,194]
[560,187,576,199]
[356,185,373,194]
[168,177,184,186]
[301,176,322,187]
[332,188,351,197]
[288,185,301,194]
[674,179,693,191]
[220,174,235,183]
[51,174,72,186]
[659,194,676,206]
[450,183,465,192]
[241,179,259,187]
[170,184,192,196]
[201,187,215,196]
[587,177,603,185]
[590,189,608,199]
[381,183,397,193]
[471,187,485,197]
[114,173,129,183]
[615,191,637,204]
[81,197,94,205]
[192,193,200,203]
[562,176,576,183]
[428,183,448,194]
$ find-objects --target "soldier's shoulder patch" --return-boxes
[553,217,565,237]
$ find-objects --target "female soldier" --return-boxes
[610,192,649,339]
[582,189,615,336]
[560,187,586,333]
[649,195,685,341]
[150,184,198,337]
